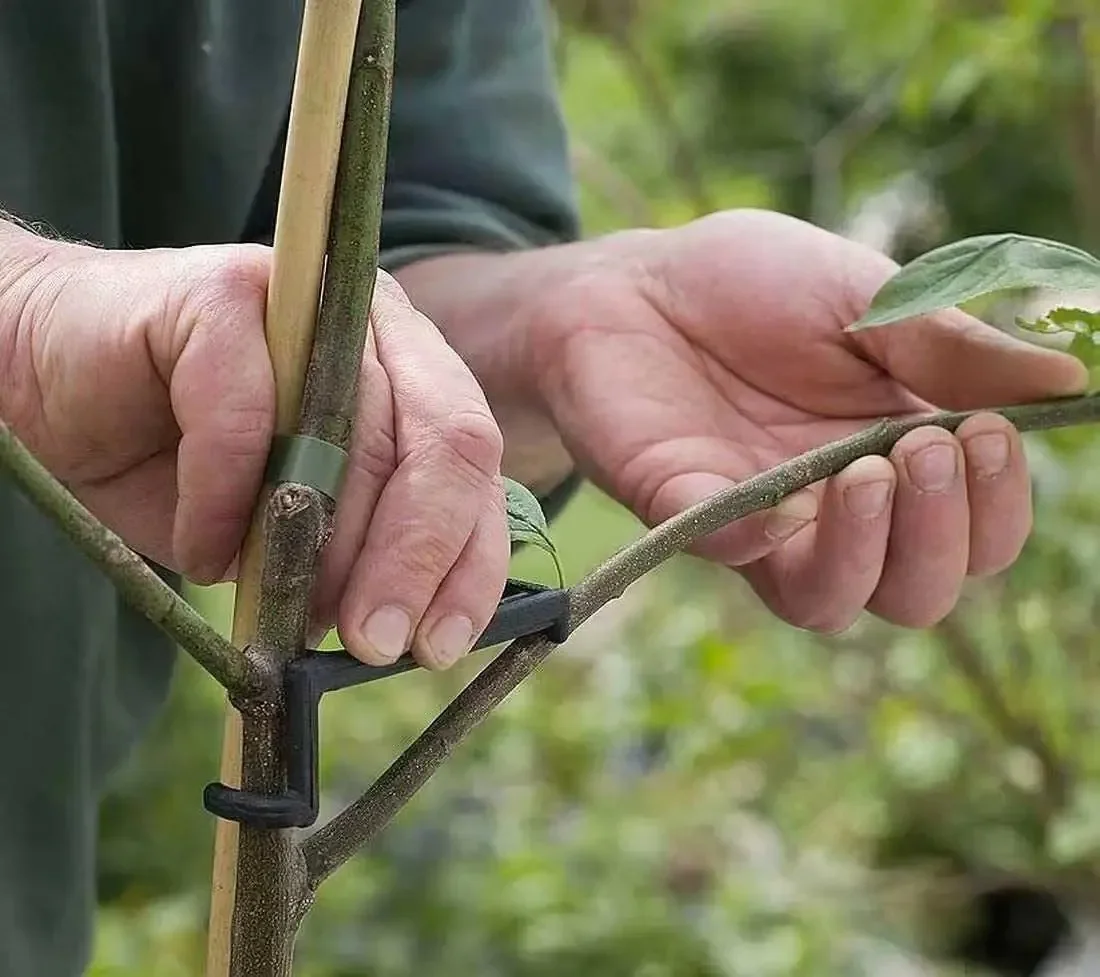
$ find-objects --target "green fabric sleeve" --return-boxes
[243,0,581,261]
[377,0,580,260]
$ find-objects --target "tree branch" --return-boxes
[810,65,908,230]
[603,19,714,217]
[935,614,1069,814]
[301,392,1100,887]
[570,140,658,227]
[0,419,269,698]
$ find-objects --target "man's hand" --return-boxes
[403,208,1087,634]
[526,209,1087,631]
[0,224,509,670]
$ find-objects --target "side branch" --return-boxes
[301,392,1100,886]
[0,419,269,697]
[935,615,1069,813]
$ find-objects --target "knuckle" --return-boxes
[393,525,462,585]
[178,246,269,324]
[217,402,274,452]
[433,408,504,484]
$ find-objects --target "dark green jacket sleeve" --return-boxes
[378,0,580,267]
[245,0,581,264]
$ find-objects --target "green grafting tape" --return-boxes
[265,434,349,501]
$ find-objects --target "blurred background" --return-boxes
[90,1,1100,974]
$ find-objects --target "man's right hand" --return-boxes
[0,221,510,671]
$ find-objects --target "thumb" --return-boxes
[151,244,276,583]
[844,262,1088,410]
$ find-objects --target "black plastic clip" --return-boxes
[203,579,570,829]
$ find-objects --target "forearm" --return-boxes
[392,246,578,496]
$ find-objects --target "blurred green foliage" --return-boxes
[91,1,1100,974]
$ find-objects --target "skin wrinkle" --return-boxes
[0,248,50,296]
[301,267,510,666]
[412,406,503,481]
[344,410,398,487]
[23,262,95,470]
[629,442,761,532]
[637,221,921,423]
[385,397,502,493]
[538,284,797,534]
[68,268,186,493]
[613,281,867,535]
[22,244,279,577]
[0,269,50,460]
[538,213,1046,632]
[35,258,180,484]
[308,359,397,629]
[2,191,1068,686]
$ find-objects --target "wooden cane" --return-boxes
[204,1,365,973]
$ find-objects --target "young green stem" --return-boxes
[301,392,1100,886]
[0,419,269,697]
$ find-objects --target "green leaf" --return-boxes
[1017,305,1100,337]
[849,233,1100,329]
[504,477,563,586]
[504,477,548,533]
[1068,330,1100,375]
[1018,306,1100,388]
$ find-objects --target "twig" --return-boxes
[0,419,268,697]
[811,66,907,230]
[569,141,657,227]
[301,392,1100,887]
[935,615,1069,813]
[604,20,714,217]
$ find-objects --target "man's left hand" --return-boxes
[511,209,1087,632]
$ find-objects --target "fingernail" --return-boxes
[425,615,474,669]
[906,444,958,493]
[359,605,411,663]
[965,432,1010,479]
[764,491,818,541]
[844,480,892,519]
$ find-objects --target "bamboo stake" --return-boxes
[204,2,365,973]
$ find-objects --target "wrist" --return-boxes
[0,220,76,442]
[392,243,586,496]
